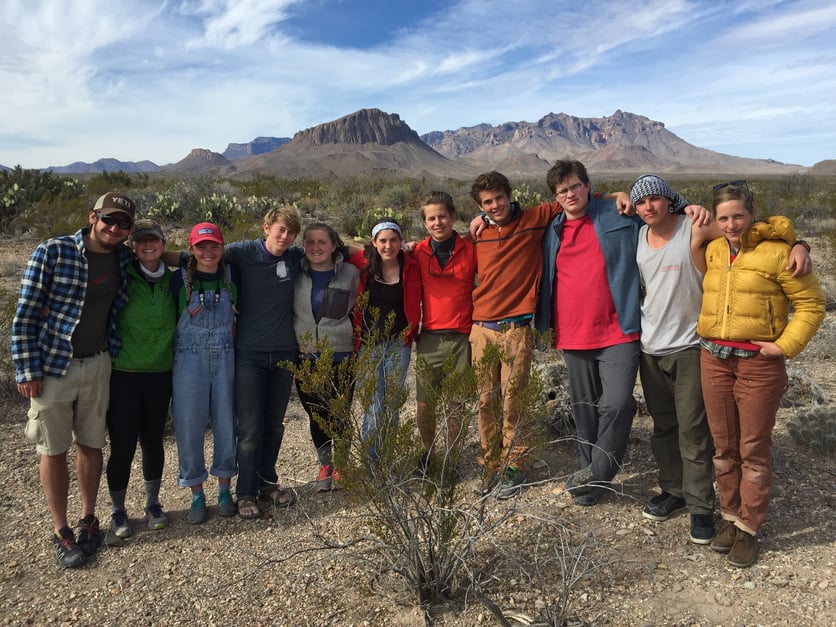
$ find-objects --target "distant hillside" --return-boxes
[225,109,473,179]
[810,159,836,175]
[24,108,824,178]
[164,149,232,174]
[422,110,804,175]
[46,158,161,174]
[222,136,290,160]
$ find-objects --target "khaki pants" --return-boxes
[469,324,533,471]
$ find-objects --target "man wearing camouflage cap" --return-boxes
[12,192,135,568]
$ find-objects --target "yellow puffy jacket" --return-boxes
[697,216,825,358]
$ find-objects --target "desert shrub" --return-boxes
[0,288,20,403]
[13,192,89,238]
[86,170,149,196]
[0,167,84,233]
[786,405,836,456]
[281,317,597,622]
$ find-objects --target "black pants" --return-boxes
[106,370,172,492]
[294,358,354,460]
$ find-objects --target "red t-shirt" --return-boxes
[553,216,639,350]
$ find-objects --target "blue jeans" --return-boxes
[360,340,411,459]
[171,287,237,487]
[235,349,297,499]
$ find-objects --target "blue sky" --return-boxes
[2,0,835,169]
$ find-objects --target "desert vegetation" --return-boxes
[0,167,834,625]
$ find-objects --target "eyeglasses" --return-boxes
[96,211,133,230]
[554,182,585,199]
[712,180,749,193]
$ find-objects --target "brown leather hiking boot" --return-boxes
[727,530,759,568]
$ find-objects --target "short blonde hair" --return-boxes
[263,205,301,234]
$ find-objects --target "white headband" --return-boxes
[371,221,401,239]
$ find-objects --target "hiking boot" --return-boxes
[330,468,343,491]
[565,464,593,495]
[573,486,606,507]
[475,469,499,495]
[53,527,86,568]
[110,509,133,539]
[689,514,715,545]
[710,521,738,553]
[218,491,236,517]
[144,501,169,530]
[75,515,101,557]
[496,467,527,500]
[642,492,687,521]
[187,494,207,525]
[316,464,334,492]
[727,530,759,568]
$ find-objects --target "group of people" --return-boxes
[13,161,825,572]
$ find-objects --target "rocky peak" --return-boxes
[292,108,423,146]
[187,148,222,161]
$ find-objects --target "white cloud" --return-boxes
[1,0,834,168]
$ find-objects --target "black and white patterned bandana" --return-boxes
[630,174,688,211]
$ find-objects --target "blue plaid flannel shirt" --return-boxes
[11,227,130,383]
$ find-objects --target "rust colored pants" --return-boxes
[700,349,787,535]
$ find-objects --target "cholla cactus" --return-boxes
[786,405,836,455]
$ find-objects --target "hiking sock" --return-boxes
[109,488,128,513]
[191,489,206,504]
[144,479,162,505]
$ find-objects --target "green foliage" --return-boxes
[0,166,84,233]
[512,181,547,208]
[359,206,403,239]
[13,191,89,238]
[86,170,149,195]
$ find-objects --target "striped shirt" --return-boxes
[11,227,130,382]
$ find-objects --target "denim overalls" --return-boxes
[171,267,237,487]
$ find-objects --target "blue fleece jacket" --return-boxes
[535,195,643,337]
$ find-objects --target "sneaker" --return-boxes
[110,509,133,539]
[217,491,236,517]
[75,515,101,557]
[710,521,738,553]
[475,469,499,495]
[689,514,715,545]
[642,492,687,521]
[187,494,207,525]
[328,468,343,491]
[316,464,334,492]
[573,486,606,507]
[144,501,169,530]
[727,530,759,568]
[565,465,594,496]
[496,467,527,500]
[53,527,86,568]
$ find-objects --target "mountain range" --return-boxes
[8,109,830,178]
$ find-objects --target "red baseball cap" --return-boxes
[189,222,224,246]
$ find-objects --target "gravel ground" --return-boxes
[0,237,833,626]
[0,342,833,626]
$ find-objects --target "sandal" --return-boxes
[258,486,297,509]
[237,498,261,520]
